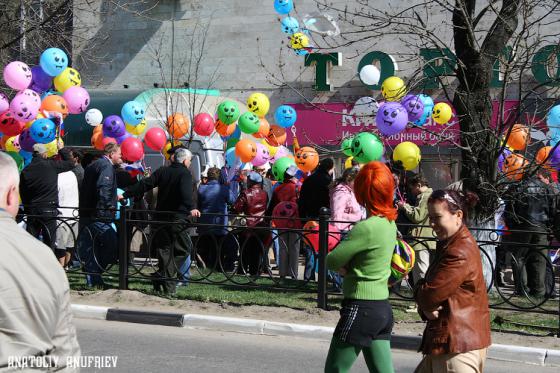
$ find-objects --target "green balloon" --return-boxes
[238,112,261,134]
[217,100,240,125]
[350,132,384,163]
[226,137,239,149]
[5,151,24,172]
[341,137,354,156]
[272,156,296,182]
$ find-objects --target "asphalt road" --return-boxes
[75,318,556,373]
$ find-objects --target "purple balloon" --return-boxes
[497,148,512,171]
[376,102,408,136]
[550,146,560,169]
[31,66,52,91]
[115,132,131,145]
[103,115,126,138]
[401,95,425,122]
[18,129,37,152]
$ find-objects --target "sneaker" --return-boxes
[405,305,418,313]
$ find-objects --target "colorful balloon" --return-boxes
[235,139,257,163]
[281,16,299,34]
[413,94,434,126]
[252,142,270,167]
[144,127,167,151]
[393,142,421,171]
[193,113,214,136]
[503,153,527,181]
[271,145,291,163]
[29,118,56,144]
[401,95,425,122]
[431,102,453,124]
[217,100,240,125]
[253,117,271,138]
[4,136,20,152]
[547,105,560,130]
[126,120,146,135]
[121,137,144,162]
[30,66,53,92]
[121,101,145,126]
[271,156,296,182]
[226,137,239,150]
[274,0,293,14]
[85,108,103,126]
[53,67,81,92]
[63,86,90,114]
[3,61,32,90]
[167,113,190,139]
[376,102,408,136]
[295,147,319,172]
[44,138,61,157]
[238,112,261,134]
[215,119,236,137]
[274,105,297,128]
[304,221,340,253]
[9,89,41,122]
[351,132,384,163]
[18,129,36,152]
[115,132,131,145]
[341,137,354,156]
[39,48,68,77]
[266,125,287,146]
[290,32,309,49]
[0,112,25,137]
[272,201,300,229]
[381,76,406,101]
[40,95,68,117]
[0,93,9,114]
[103,115,126,138]
[506,124,529,151]
[247,93,270,117]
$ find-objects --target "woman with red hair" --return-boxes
[325,161,397,373]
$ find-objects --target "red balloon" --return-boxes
[121,137,144,162]
[144,127,167,151]
[0,111,25,137]
[304,221,341,253]
[193,113,215,136]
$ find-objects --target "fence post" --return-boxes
[118,203,128,290]
[317,207,330,310]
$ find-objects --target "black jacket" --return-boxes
[20,148,74,208]
[505,178,556,229]
[298,169,332,220]
[80,157,118,220]
[124,162,194,216]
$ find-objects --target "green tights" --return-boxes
[324,337,394,373]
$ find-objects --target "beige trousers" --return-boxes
[415,348,487,373]
[412,249,431,281]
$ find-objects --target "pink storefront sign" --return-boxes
[285,100,527,148]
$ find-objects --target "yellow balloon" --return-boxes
[53,67,81,93]
[126,119,147,135]
[381,76,406,101]
[432,103,453,124]
[290,32,309,49]
[162,140,181,160]
[44,138,62,158]
[393,141,421,171]
[26,113,44,128]
[261,139,278,157]
[344,157,354,169]
[247,93,270,117]
[5,136,20,152]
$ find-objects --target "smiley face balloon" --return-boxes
[217,100,240,125]
[247,92,270,117]
[431,102,453,124]
[274,0,293,15]
[274,105,297,128]
[39,48,69,77]
[252,142,270,167]
[381,76,407,102]
[3,61,32,91]
[238,112,261,134]
[290,33,309,49]
[401,95,425,122]
[351,132,384,164]
[53,67,81,93]
[376,102,408,136]
[29,118,56,144]
[121,100,145,126]
[295,147,319,172]
[281,17,300,34]
[85,108,103,126]
[9,89,41,122]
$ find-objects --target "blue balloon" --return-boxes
[19,150,32,167]
[225,148,237,168]
[294,49,309,56]
[115,188,131,219]
[274,0,293,15]
[281,17,299,34]
[29,118,56,144]
[547,105,560,127]
[230,126,241,139]
[121,101,145,125]
[413,94,434,126]
[39,48,68,77]
[274,105,297,128]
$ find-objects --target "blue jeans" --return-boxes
[177,255,192,286]
[77,221,118,287]
[304,246,316,281]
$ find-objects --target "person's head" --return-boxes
[318,157,335,175]
[427,189,480,240]
[354,161,397,221]
[70,149,83,165]
[283,165,298,182]
[407,175,429,196]
[247,171,263,187]
[104,143,122,165]
[32,143,49,159]
[0,152,20,218]
[254,166,267,177]
[207,167,220,181]
[174,148,193,168]
[335,167,359,188]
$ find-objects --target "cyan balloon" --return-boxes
[274,105,297,128]
[39,48,68,77]
[274,0,293,15]
[281,17,299,34]
[413,94,434,126]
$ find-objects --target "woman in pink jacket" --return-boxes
[330,167,364,233]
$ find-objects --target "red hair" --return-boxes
[354,161,398,221]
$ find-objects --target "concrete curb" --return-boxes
[71,304,560,367]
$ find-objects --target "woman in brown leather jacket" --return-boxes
[414,189,491,373]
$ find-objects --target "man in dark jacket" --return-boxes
[78,143,122,287]
[20,141,74,260]
[298,158,334,220]
[123,148,201,294]
[504,171,556,298]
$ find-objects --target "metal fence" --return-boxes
[17,205,560,335]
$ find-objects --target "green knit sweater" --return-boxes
[327,216,397,300]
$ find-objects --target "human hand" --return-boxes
[423,306,443,320]
[396,201,405,210]
[57,138,64,150]
[190,209,201,218]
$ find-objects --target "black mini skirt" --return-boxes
[333,299,393,347]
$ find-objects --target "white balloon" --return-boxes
[85,108,103,127]
[353,97,379,117]
[302,12,340,37]
[359,65,381,85]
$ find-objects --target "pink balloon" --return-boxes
[121,137,144,162]
[271,145,290,162]
[252,143,270,166]
[3,61,32,91]
[306,224,341,253]
[193,113,214,136]
[144,127,167,151]
[9,89,41,122]
[0,93,9,114]
[62,86,90,114]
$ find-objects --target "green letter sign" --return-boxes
[357,51,397,90]
[419,48,457,89]
[532,45,560,87]
[305,53,342,91]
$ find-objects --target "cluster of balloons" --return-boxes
[0,47,91,168]
[273,0,313,56]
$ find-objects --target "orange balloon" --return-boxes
[167,113,190,139]
[0,135,8,150]
[253,117,271,139]
[91,132,104,150]
[506,124,528,151]
[295,146,319,172]
[93,124,103,135]
[503,153,527,181]
[266,125,287,146]
[235,139,257,163]
[40,95,69,118]
[215,119,236,137]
